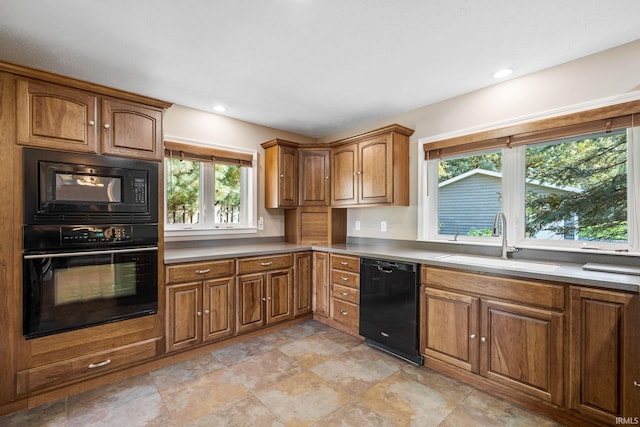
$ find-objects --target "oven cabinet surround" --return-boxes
[236,254,295,334]
[14,315,163,397]
[568,286,640,426]
[16,77,166,161]
[330,124,413,207]
[262,139,299,208]
[165,259,236,353]
[328,254,360,335]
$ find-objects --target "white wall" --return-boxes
[163,105,315,239]
[318,39,640,241]
[163,40,640,242]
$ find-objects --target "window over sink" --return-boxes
[421,101,640,253]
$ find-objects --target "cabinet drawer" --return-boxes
[331,254,360,273]
[332,298,359,330]
[166,259,235,284]
[237,254,293,274]
[17,338,159,394]
[332,283,360,304]
[331,270,359,289]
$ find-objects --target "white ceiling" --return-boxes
[1,1,639,138]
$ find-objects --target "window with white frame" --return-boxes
[164,139,257,234]
[422,106,640,253]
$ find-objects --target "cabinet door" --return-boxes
[267,269,294,324]
[299,149,330,206]
[16,78,98,152]
[166,282,202,353]
[358,135,393,205]
[101,98,163,161]
[236,274,265,334]
[420,287,479,372]
[331,143,358,206]
[313,252,330,317]
[480,299,563,405]
[569,287,640,424]
[203,278,235,342]
[278,145,298,207]
[294,252,313,316]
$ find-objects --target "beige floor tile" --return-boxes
[150,352,225,390]
[0,398,66,427]
[159,367,251,425]
[183,395,285,427]
[227,348,302,391]
[256,370,353,426]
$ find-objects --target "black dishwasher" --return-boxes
[359,258,423,365]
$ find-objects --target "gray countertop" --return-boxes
[164,241,640,294]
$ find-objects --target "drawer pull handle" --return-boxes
[195,269,211,274]
[340,261,349,265]
[340,291,349,296]
[88,359,112,369]
[261,262,273,266]
[340,276,349,281]
[380,332,389,338]
[634,381,640,388]
[340,310,348,316]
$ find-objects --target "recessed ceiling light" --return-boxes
[213,105,227,113]
[493,68,513,79]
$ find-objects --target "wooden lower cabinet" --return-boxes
[236,254,294,335]
[421,267,565,407]
[165,259,236,353]
[569,286,640,425]
[329,254,360,334]
[294,252,313,316]
[166,278,235,353]
[313,252,331,318]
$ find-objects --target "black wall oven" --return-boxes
[22,149,159,339]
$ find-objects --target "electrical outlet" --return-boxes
[355,221,361,231]
[257,217,264,230]
[381,221,387,232]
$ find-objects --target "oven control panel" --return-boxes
[61,226,133,244]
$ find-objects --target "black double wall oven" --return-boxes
[22,148,159,339]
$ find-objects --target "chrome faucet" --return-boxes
[492,212,509,259]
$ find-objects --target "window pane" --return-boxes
[166,158,200,225]
[525,130,627,242]
[438,151,502,237]
[214,164,241,224]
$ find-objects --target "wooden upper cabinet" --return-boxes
[16,77,167,160]
[331,124,413,207]
[101,98,163,161]
[16,78,98,152]
[262,139,299,208]
[331,143,358,206]
[299,149,330,206]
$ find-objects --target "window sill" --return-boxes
[165,227,258,242]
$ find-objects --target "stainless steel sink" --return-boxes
[436,254,561,273]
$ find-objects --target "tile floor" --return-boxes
[0,320,564,426]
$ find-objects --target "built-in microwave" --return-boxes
[23,148,158,224]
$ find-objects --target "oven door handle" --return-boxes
[24,246,158,259]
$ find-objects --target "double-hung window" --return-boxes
[422,103,640,253]
[164,139,257,236]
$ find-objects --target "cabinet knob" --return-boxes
[103,123,110,129]
[634,381,640,388]
[280,174,284,178]
[323,284,329,288]
[325,176,329,179]
[470,334,477,339]
[267,296,272,301]
[88,120,95,126]
[480,337,487,343]
[197,311,202,317]
[262,297,266,301]
[204,309,210,315]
